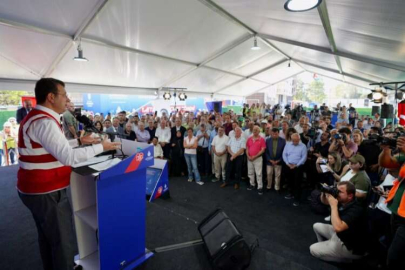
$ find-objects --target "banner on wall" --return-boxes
[83,93,243,116]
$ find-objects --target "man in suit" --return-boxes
[265,128,286,192]
[171,117,186,144]
[16,99,33,124]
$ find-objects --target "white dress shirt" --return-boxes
[155,127,171,143]
[26,105,104,166]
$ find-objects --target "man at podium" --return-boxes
[16,78,120,270]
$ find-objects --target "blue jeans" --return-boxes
[184,154,201,182]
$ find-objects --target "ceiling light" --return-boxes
[284,0,322,12]
[73,39,88,62]
[178,93,187,101]
[163,92,171,100]
[251,36,260,51]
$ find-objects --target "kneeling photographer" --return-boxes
[310,181,367,263]
[378,136,405,269]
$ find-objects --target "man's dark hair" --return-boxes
[271,127,279,133]
[338,127,351,136]
[104,119,111,123]
[35,78,65,104]
[337,181,356,197]
[370,127,379,133]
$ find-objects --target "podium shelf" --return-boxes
[75,205,98,230]
[74,251,99,270]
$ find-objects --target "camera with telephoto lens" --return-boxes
[320,183,339,198]
[363,133,405,149]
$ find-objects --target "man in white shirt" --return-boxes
[17,78,119,270]
[211,126,229,183]
[155,120,171,159]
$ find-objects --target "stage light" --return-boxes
[251,36,260,51]
[178,93,187,101]
[73,39,88,62]
[163,92,171,100]
[284,0,322,12]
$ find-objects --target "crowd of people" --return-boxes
[59,102,405,268]
[6,96,405,268]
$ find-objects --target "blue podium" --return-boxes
[70,140,154,269]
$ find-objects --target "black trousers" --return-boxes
[197,147,210,175]
[225,155,243,184]
[387,214,405,269]
[18,189,76,270]
[162,143,171,159]
[285,165,304,202]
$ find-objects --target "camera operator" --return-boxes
[321,105,332,118]
[329,127,358,161]
[348,103,357,127]
[378,137,405,269]
[358,130,382,186]
[310,181,367,263]
[310,105,321,122]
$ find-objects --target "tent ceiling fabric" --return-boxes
[84,0,248,63]
[0,0,404,96]
[52,40,195,89]
[0,0,101,36]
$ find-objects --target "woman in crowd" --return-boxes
[353,129,363,146]
[183,127,203,185]
[316,151,349,185]
[285,127,297,142]
[94,121,103,133]
[0,122,17,166]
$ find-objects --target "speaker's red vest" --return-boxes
[17,109,71,194]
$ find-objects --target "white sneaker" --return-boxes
[196,181,204,185]
[324,215,331,222]
[188,179,193,182]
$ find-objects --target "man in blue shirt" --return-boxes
[282,133,308,206]
[196,124,211,177]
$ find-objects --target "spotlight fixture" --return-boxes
[251,36,261,51]
[370,87,387,100]
[178,93,187,101]
[73,38,88,62]
[284,0,322,12]
[163,92,171,100]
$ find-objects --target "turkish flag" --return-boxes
[398,102,405,126]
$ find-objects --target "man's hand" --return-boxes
[337,139,344,147]
[326,194,338,208]
[101,140,121,151]
[80,134,101,145]
[397,137,405,153]
[171,143,175,147]
[370,164,379,172]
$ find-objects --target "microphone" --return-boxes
[75,115,102,134]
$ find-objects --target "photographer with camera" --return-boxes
[358,129,382,186]
[329,127,358,162]
[309,181,368,263]
[378,137,405,269]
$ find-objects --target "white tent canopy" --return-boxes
[0,0,404,97]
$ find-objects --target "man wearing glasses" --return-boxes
[17,78,120,270]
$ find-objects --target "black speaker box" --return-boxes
[381,103,394,119]
[198,209,251,270]
[371,106,380,116]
